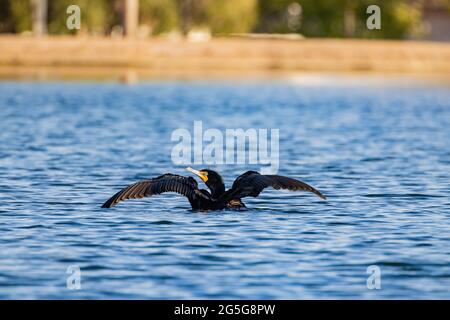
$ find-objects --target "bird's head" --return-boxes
[186,167,225,197]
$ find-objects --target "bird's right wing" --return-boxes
[101,174,207,208]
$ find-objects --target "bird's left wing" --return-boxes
[223,171,326,201]
[101,174,207,208]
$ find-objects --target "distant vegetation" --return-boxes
[0,0,446,39]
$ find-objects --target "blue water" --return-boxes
[0,79,449,299]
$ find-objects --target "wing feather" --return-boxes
[225,171,326,200]
[101,174,201,208]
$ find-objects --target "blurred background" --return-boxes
[1,0,449,39]
[0,0,449,80]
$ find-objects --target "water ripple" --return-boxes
[0,81,449,299]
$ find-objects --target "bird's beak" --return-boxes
[186,167,208,182]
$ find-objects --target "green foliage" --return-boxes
[0,0,31,33]
[0,0,431,39]
[48,0,112,35]
[354,0,424,39]
[257,0,425,39]
[140,0,179,34]
[173,0,257,34]
[202,0,257,33]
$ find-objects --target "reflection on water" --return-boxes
[0,80,449,299]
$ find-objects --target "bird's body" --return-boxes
[101,168,326,210]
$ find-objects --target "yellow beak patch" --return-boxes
[186,167,208,182]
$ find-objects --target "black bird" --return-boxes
[101,167,326,210]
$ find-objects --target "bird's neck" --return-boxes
[208,183,226,199]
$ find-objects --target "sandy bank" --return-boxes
[0,35,449,81]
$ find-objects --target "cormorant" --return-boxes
[101,167,326,210]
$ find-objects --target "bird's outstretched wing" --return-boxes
[223,171,326,201]
[101,174,207,208]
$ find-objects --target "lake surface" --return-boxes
[0,79,449,299]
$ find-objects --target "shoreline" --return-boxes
[0,35,449,82]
